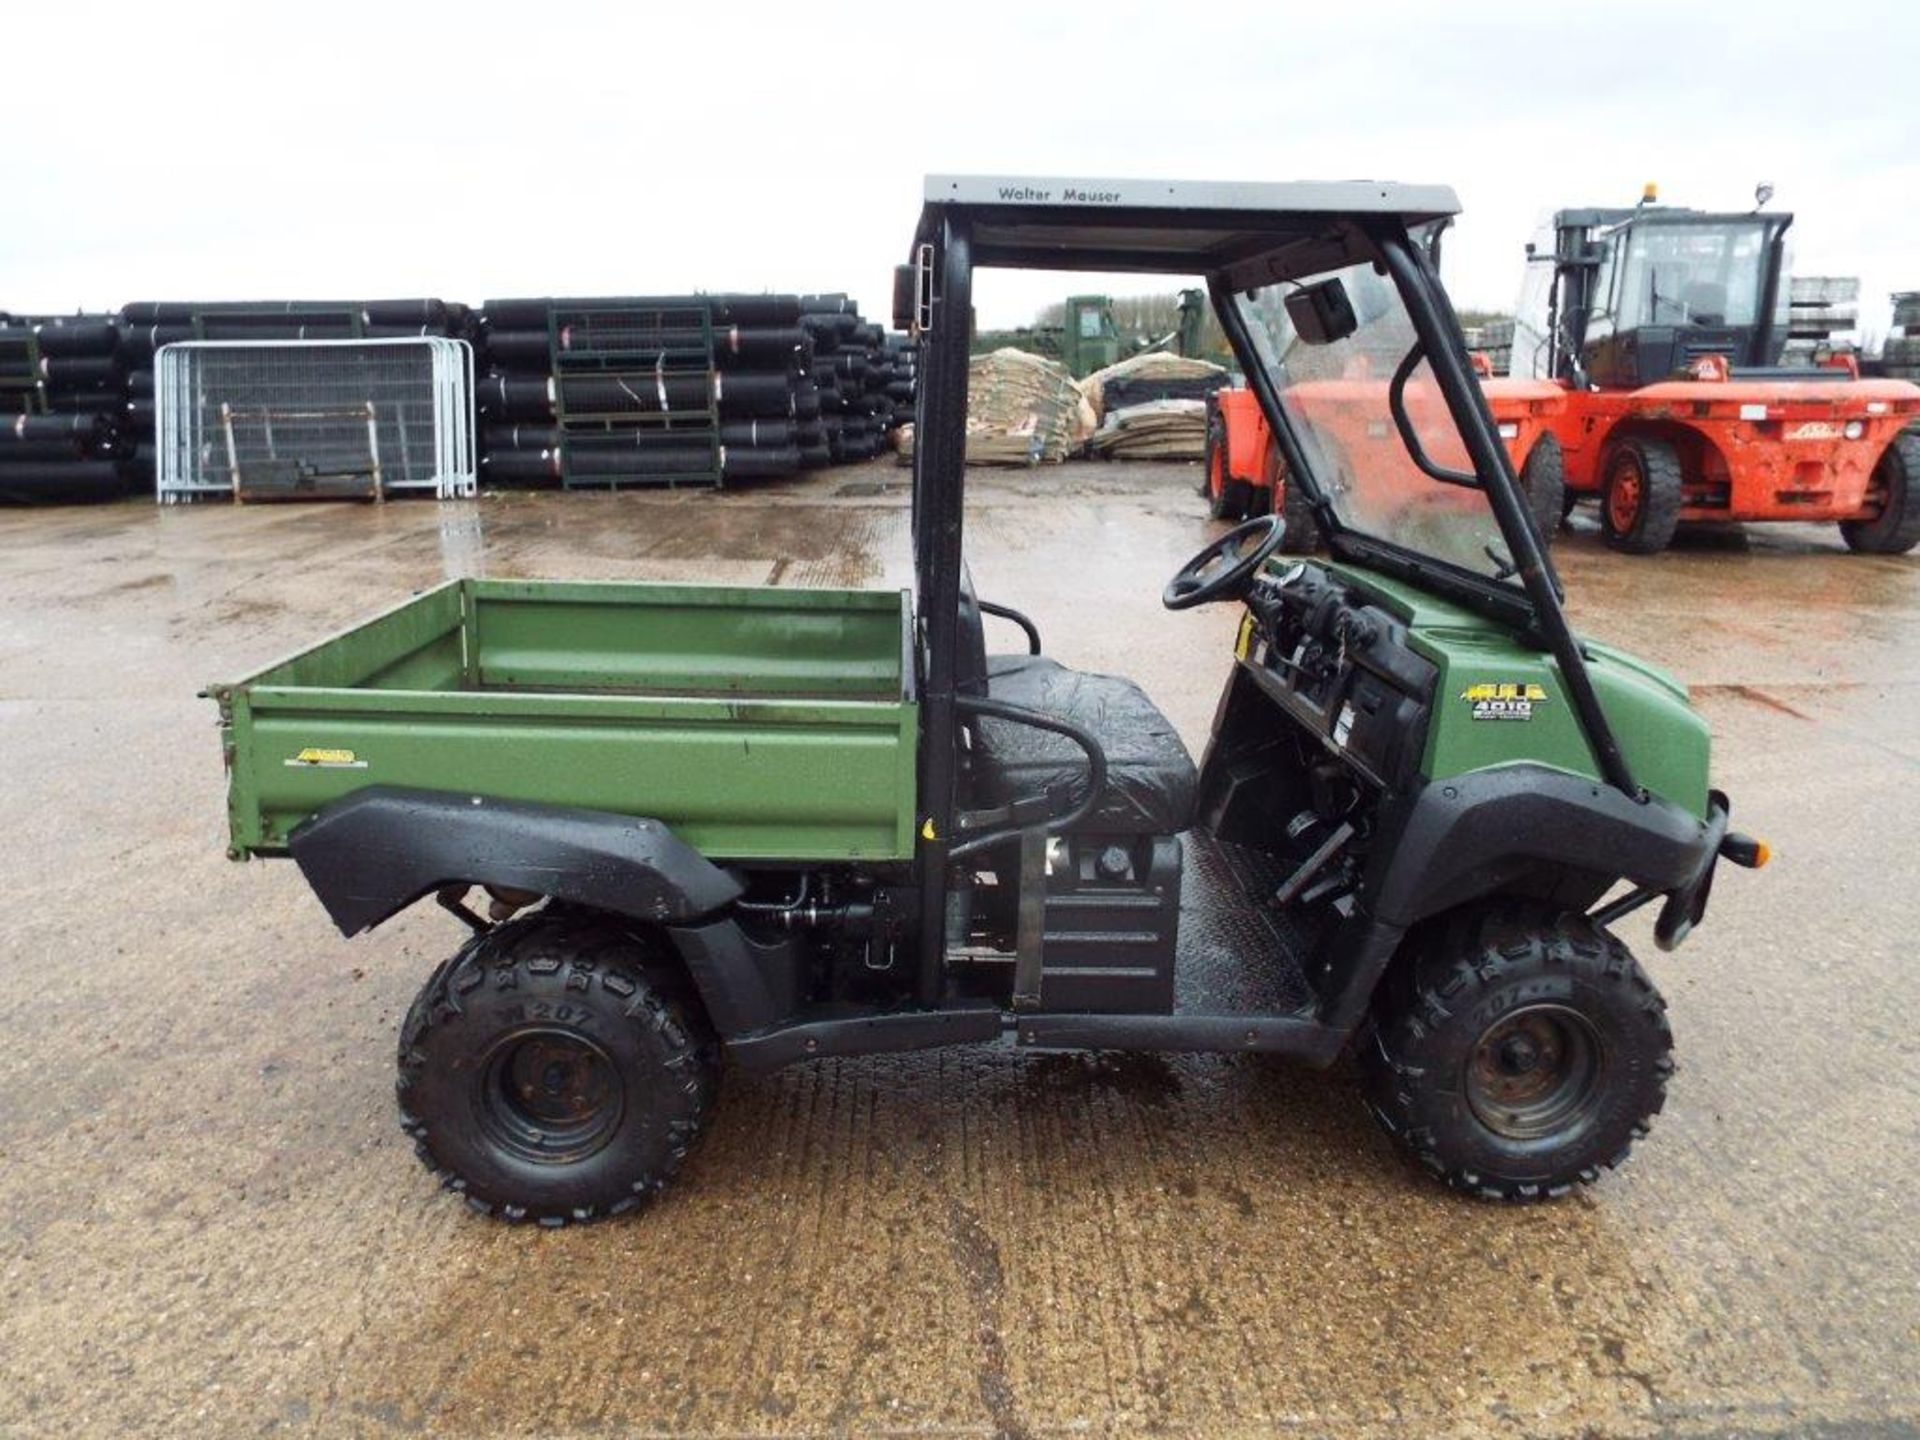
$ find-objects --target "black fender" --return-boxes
[1313,764,1716,1035]
[288,786,742,937]
[1363,764,1714,929]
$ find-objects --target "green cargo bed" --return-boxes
[211,579,919,862]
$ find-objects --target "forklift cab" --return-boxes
[1538,204,1795,388]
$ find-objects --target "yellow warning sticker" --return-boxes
[285,747,367,769]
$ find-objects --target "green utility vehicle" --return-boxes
[214,177,1766,1223]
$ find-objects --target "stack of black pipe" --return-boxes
[473,297,566,487]
[3,288,913,503]
[0,313,132,503]
[475,292,912,487]
[797,296,916,465]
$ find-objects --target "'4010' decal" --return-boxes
[1461,682,1548,722]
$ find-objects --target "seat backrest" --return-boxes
[1682,281,1727,326]
[955,559,988,695]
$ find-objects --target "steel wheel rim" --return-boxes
[477,1027,625,1165]
[1466,1004,1605,1142]
[1608,456,1643,533]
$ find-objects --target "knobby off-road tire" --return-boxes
[1840,431,1920,555]
[1359,908,1673,1201]
[1601,436,1684,555]
[1517,433,1566,542]
[397,913,718,1225]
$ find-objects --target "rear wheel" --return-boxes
[1359,908,1672,1200]
[1517,433,1566,541]
[1840,432,1920,555]
[1211,476,1252,521]
[397,913,718,1225]
[1200,403,1226,498]
[1276,451,1319,554]
[1601,437,1684,554]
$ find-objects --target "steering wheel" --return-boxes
[1162,515,1285,610]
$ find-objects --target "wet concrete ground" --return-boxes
[0,460,1915,1438]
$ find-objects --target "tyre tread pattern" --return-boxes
[1359,908,1672,1202]
[395,913,716,1227]
[1841,431,1920,555]
[1603,436,1684,555]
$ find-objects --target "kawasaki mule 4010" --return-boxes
[213,177,1766,1223]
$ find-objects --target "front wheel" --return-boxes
[1601,437,1684,554]
[1210,476,1252,521]
[1517,433,1566,542]
[1359,909,1672,1200]
[397,913,718,1224]
[1840,431,1920,555]
[1275,450,1320,554]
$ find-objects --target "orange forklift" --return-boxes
[1204,376,1568,550]
[1521,190,1920,554]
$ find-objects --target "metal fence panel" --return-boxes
[155,338,475,502]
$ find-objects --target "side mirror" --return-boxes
[1285,279,1359,346]
[892,264,916,332]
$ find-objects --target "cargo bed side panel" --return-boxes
[239,689,919,862]
[468,580,904,698]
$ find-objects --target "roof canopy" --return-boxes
[915,175,1461,289]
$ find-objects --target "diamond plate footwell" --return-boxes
[1174,832,1318,1016]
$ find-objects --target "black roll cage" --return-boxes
[906,186,1641,1003]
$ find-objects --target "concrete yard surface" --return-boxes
[0,459,1916,1438]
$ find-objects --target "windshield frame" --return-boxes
[1210,226,1558,628]
[1212,219,1637,797]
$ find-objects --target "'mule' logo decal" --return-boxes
[1462,681,1548,722]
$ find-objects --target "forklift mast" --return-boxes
[1542,201,1793,389]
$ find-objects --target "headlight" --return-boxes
[1496,422,1519,440]
[1844,420,1865,440]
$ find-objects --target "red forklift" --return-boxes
[1204,376,1569,550]
[1521,190,1920,554]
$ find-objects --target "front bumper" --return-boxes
[1653,789,1766,950]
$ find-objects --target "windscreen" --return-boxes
[1231,248,1516,584]
[1601,219,1775,331]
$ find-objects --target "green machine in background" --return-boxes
[972,288,1209,376]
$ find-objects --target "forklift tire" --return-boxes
[1517,433,1566,543]
[1840,432,1920,555]
[1600,438,1683,554]
[1211,477,1253,521]
[1278,477,1319,554]
[396,913,718,1225]
[1201,405,1226,497]
[1358,909,1672,1201]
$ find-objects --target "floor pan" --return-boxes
[1174,831,1319,1017]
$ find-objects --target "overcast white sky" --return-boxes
[6,1,1916,339]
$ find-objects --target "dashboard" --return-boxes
[1238,562,1438,791]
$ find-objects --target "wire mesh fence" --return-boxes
[155,338,475,502]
